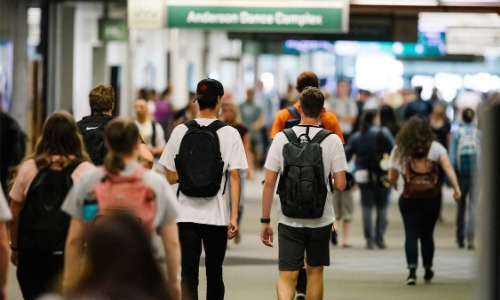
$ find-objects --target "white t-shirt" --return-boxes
[158,118,248,226]
[135,120,166,148]
[388,141,447,190]
[265,126,348,228]
[0,186,12,222]
[329,97,358,135]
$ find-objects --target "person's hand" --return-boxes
[260,223,273,247]
[227,218,238,240]
[168,280,181,300]
[453,189,462,203]
[10,250,18,266]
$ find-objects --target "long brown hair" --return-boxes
[395,116,436,164]
[103,118,141,174]
[32,111,90,168]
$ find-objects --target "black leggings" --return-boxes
[17,252,64,300]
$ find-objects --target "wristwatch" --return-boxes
[260,218,271,224]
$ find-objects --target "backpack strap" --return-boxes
[311,129,333,144]
[282,128,299,143]
[287,106,300,119]
[151,121,157,148]
[184,119,200,130]
[206,119,227,132]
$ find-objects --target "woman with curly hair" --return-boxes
[387,116,461,286]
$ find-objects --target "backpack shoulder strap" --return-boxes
[282,128,299,143]
[65,158,84,174]
[286,106,300,118]
[151,121,157,147]
[184,119,199,130]
[207,120,227,132]
[311,129,333,144]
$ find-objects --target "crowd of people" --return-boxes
[0,72,495,300]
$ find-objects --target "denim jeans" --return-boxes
[359,184,390,246]
[399,195,441,269]
[178,223,228,300]
[456,175,478,245]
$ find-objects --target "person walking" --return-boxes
[8,111,94,299]
[62,118,181,299]
[448,108,480,250]
[345,109,394,249]
[387,116,461,285]
[159,78,247,300]
[77,85,153,167]
[261,87,347,300]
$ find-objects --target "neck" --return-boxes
[299,116,320,126]
[137,115,148,123]
[94,110,112,116]
[198,109,217,119]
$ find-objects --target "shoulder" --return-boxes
[142,169,168,186]
[320,111,339,124]
[429,141,446,160]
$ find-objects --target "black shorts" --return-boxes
[278,223,332,271]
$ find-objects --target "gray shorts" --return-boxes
[278,223,332,271]
[333,190,354,221]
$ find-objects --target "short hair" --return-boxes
[89,85,115,114]
[296,71,319,93]
[462,108,475,124]
[299,87,324,118]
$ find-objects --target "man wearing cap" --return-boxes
[159,79,248,300]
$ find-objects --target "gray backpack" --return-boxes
[277,127,333,219]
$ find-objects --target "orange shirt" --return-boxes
[270,102,345,143]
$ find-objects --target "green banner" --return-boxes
[167,6,344,32]
[99,19,128,42]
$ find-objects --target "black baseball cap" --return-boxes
[195,78,224,102]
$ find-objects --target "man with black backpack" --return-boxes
[159,78,247,300]
[261,87,347,300]
[78,85,154,167]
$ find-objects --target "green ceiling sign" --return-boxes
[167,6,345,32]
[99,19,128,42]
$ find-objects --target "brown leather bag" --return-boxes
[402,157,441,199]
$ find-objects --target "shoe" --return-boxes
[295,293,306,300]
[331,230,338,246]
[407,269,417,286]
[366,242,374,250]
[424,269,434,283]
[406,275,416,285]
[342,244,352,248]
[468,243,475,250]
[376,243,387,249]
[457,240,465,249]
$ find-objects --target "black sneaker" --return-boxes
[424,269,434,283]
[295,293,306,300]
[407,270,417,286]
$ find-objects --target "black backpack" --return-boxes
[17,159,83,253]
[77,115,114,166]
[174,120,226,198]
[277,127,333,219]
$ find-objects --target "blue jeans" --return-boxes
[359,184,390,246]
[399,195,441,269]
[456,175,478,245]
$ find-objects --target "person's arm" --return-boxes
[242,133,254,178]
[8,201,22,266]
[228,169,240,240]
[261,169,278,247]
[63,218,88,291]
[0,222,9,299]
[439,152,461,202]
[332,171,346,191]
[139,143,154,169]
[158,222,181,300]
[388,169,400,190]
[252,114,264,131]
[166,170,179,185]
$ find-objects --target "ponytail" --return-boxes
[104,151,126,174]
